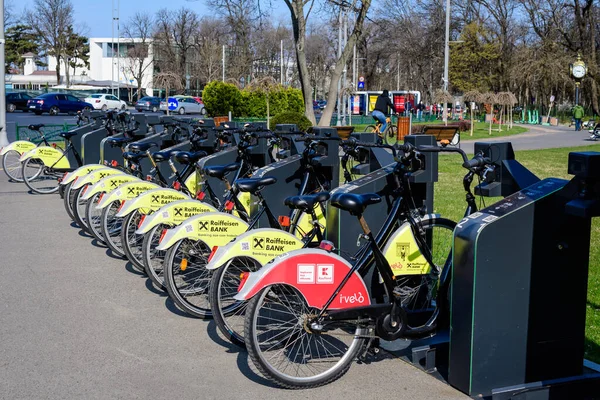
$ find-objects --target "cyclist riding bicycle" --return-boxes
[372,89,397,133]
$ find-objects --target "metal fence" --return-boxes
[16,123,77,142]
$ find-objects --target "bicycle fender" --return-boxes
[206,228,304,270]
[0,140,37,156]
[116,188,189,217]
[61,164,107,185]
[156,212,248,252]
[234,249,371,310]
[184,171,200,194]
[82,174,140,201]
[72,167,121,190]
[19,147,70,169]
[96,181,160,210]
[135,199,217,234]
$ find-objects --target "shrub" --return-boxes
[270,111,313,132]
[202,81,243,117]
[239,85,305,118]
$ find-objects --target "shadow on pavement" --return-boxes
[164,297,197,319]
[125,261,145,276]
[144,278,167,296]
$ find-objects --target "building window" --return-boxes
[103,42,146,58]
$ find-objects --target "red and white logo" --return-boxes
[317,264,334,284]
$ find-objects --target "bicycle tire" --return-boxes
[2,150,24,182]
[364,125,377,133]
[63,181,76,220]
[100,201,126,258]
[120,210,146,273]
[22,158,60,194]
[244,283,367,389]
[86,193,105,244]
[209,257,261,348]
[72,185,92,234]
[142,224,169,291]
[163,238,213,318]
[383,125,399,146]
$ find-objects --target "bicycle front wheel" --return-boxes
[142,224,169,291]
[63,181,76,220]
[2,150,24,182]
[383,125,399,146]
[86,193,106,244]
[245,284,368,389]
[72,185,92,233]
[209,257,261,347]
[100,201,126,258]
[22,158,60,194]
[121,210,146,273]
[163,238,213,318]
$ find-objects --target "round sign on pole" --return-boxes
[550,95,555,103]
[359,76,365,82]
[168,97,179,111]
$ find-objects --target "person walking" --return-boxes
[372,90,396,134]
[573,104,585,131]
[417,101,424,120]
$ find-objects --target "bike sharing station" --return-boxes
[6,104,600,400]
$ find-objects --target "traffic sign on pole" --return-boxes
[357,81,365,90]
[168,97,179,111]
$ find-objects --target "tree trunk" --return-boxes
[266,94,270,130]
[489,103,493,135]
[64,56,71,87]
[470,105,473,136]
[55,55,62,86]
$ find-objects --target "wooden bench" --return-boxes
[421,125,460,147]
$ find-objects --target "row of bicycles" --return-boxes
[1,114,499,389]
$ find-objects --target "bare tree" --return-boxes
[25,0,74,86]
[123,12,154,100]
[154,72,184,115]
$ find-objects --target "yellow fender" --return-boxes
[156,212,248,251]
[206,228,304,270]
[82,174,140,201]
[184,171,200,194]
[72,167,122,190]
[136,199,217,234]
[0,140,38,156]
[60,164,108,186]
[19,146,70,169]
[116,188,189,217]
[96,181,160,210]
[382,221,433,276]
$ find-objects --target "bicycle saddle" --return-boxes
[175,151,207,165]
[330,192,381,216]
[234,176,277,194]
[107,137,135,148]
[28,124,45,131]
[129,142,158,152]
[59,131,78,139]
[122,151,149,161]
[203,162,240,180]
[284,192,330,211]
[152,149,180,162]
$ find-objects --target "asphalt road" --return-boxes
[0,173,468,400]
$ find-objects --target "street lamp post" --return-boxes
[0,0,8,147]
[442,0,450,123]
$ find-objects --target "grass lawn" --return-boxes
[434,144,600,364]
[350,121,528,140]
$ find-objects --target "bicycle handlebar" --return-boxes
[462,155,493,169]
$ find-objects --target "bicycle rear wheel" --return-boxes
[72,185,92,233]
[245,284,367,389]
[86,193,105,244]
[121,210,146,273]
[163,238,213,318]
[142,224,169,290]
[100,201,126,258]
[2,150,24,182]
[63,181,76,220]
[382,125,399,146]
[209,257,261,347]
[22,158,60,194]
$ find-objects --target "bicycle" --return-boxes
[238,143,496,388]
[1,124,53,182]
[365,115,398,146]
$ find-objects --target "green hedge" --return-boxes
[270,111,312,132]
[203,80,304,118]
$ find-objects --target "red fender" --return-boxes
[234,249,371,310]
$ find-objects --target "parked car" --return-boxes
[159,95,206,115]
[26,93,93,116]
[135,96,162,113]
[6,92,33,112]
[84,93,127,111]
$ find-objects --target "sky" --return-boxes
[12,0,289,38]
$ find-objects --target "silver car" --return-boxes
[160,96,206,115]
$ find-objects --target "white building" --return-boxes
[7,38,155,96]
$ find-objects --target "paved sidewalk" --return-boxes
[460,124,599,153]
[0,174,468,400]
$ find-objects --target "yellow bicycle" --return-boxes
[365,116,399,145]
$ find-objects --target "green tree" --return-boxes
[63,26,89,82]
[449,22,501,93]
[203,81,243,117]
[5,24,39,74]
